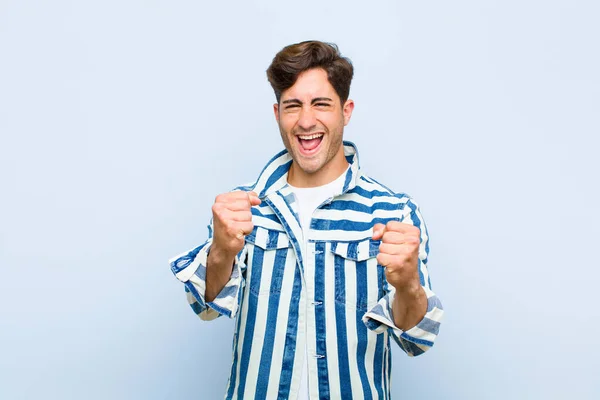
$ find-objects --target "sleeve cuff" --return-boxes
[362,286,444,356]
[169,241,246,319]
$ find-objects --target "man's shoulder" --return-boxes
[353,172,412,204]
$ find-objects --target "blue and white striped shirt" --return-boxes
[170,141,444,399]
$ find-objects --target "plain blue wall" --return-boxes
[1,1,599,399]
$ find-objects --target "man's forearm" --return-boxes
[392,285,428,331]
[205,247,236,303]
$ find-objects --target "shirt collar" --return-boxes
[250,140,361,199]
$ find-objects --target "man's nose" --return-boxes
[297,107,317,131]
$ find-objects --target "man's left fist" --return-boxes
[372,221,421,291]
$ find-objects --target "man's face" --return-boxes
[274,68,354,186]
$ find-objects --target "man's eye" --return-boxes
[285,105,300,109]
[315,103,330,107]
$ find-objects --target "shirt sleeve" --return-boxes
[362,197,444,356]
[169,220,247,321]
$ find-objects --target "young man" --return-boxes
[170,41,444,399]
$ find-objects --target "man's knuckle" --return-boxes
[408,237,420,246]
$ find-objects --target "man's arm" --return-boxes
[205,191,261,302]
[363,197,444,356]
[372,219,428,331]
[169,191,260,319]
[205,247,237,303]
[391,284,428,331]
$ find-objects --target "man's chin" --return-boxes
[291,157,323,176]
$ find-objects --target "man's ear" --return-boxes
[342,99,355,126]
[273,103,280,122]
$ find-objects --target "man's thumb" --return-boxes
[372,223,386,240]
[248,191,262,206]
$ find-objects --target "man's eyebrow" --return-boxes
[311,97,333,103]
[281,97,334,105]
[282,99,302,105]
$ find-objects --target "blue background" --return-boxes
[1,1,599,399]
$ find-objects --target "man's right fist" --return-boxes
[211,191,262,258]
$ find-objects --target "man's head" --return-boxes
[266,40,354,105]
[267,41,355,187]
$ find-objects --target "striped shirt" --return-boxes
[170,141,444,399]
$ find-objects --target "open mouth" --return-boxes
[297,133,324,155]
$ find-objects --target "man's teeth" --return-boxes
[298,133,324,140]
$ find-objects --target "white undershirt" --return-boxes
[287,169,347,400]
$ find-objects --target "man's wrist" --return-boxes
[394,280,424,300]
[391,282,427,331]
[207,244,237,269]
[205,243,238,303]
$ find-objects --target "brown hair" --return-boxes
[266,40,354,104]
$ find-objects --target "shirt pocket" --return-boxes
[244,226,294,297]
[330,238,385,312]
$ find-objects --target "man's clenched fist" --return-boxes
[211,191,261,258]
[372,221,421,292]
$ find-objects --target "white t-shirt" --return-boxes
[287,169,348,400]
